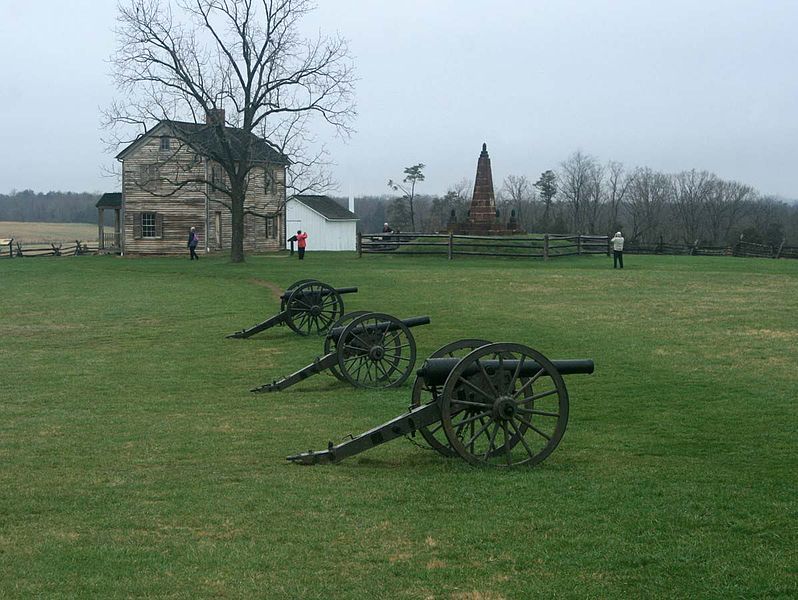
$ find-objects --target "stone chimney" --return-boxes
[206,108,226,126]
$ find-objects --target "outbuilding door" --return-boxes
[286,219,301,249]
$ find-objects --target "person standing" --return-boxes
[188,227,200,260]
[296,229,308,260]
[610,231,624,269]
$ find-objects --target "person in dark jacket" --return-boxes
[188,227,199,260]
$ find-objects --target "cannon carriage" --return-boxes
[287,341,594,468]
[227,279,358,339]
[251,311,431,393]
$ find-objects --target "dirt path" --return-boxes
[248,278,284,301]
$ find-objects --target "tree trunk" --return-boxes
[230,192,245,263]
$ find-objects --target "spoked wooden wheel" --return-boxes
[410,339,491,457]
[440,343,569,468]
[325,311,372,382]
[280,279,319,311]
[285,281,344,336]
[337,313,416,389]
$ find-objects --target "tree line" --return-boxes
[346,151,798,247]
[6,148,797,248]
[0,190,102,224]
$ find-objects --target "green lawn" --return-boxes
[1,252,796,598]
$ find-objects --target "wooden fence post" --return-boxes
[356,232,362,258]
[606,235,611,256]
[543,234,549,261]
[577,234,582,255]
[448,232,453,260]
[775,240,785,259]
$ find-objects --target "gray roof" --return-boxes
[116,120,290,165]
[293,195,358,221]
[96,193,122,208]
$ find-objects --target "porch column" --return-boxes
[98,208,105,249]
[114,209,121,249]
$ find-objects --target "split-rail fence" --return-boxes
[357,233,798,261]
[1,239,99,258]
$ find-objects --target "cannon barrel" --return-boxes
[327,315,431,343]
[280,286,358,301]
[417,357,594,387]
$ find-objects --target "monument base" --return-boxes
[449,221,522,236]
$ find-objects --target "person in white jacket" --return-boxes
[610,231,624,269]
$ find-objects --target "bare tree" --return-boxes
[106,0,356,262]
[704,179,754,245]
[499,174,535,231]
[604,161,632,233]
[584,161,605,234]
[625,167,671,243]
[426,178,470,231]
[559,151,597,233]
[672,170,715,244]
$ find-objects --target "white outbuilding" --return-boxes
[285,195,358,251]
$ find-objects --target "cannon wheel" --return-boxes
[324,311,373,382]
[285,281,344,336]
[410,339,492,457]
[280,278,319,311]
[337,312,416,389]
[440,343,569,468]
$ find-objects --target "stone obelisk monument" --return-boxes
[453,143,518,234]
[468,143,497,229]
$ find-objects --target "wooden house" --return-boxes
[108,111,290,255]
[285,195,358,251]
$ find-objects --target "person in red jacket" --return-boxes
[296,229,308,260]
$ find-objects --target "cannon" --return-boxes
[227,279,358,338]
[287,341,594,468]
[251,312,432,392]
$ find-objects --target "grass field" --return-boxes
[0,221,98,243]
[1,252,796,598]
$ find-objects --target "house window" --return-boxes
[160,136,171,151]
[142,212,157,238]
[264,168,272,193]
[266,216,276,239]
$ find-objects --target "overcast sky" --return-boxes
[1,0,796,199]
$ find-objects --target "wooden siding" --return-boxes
[122,134,285,255]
